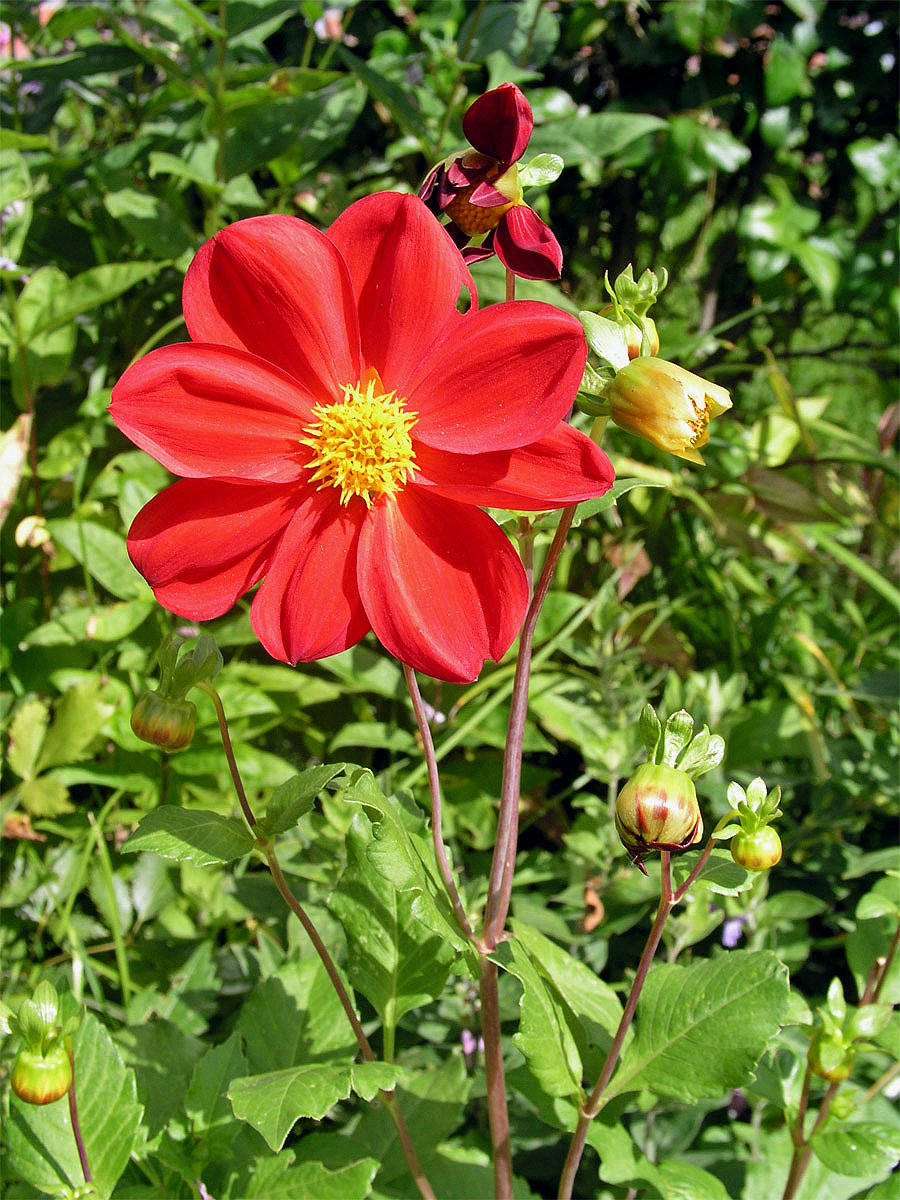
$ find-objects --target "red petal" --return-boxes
[357,487,527,683]
[413,424,615,509]
[327,193,476,393]
[110,343,317,481]
[406,302,587,453]
[462,83,533,165]
[183,215,360,402]
[127,479,295,619]
[494,207,563,281]
[250,489,369,665]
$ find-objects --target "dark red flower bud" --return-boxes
[615,762,703,870]
[494,205,562,281]
[462,82,533,164]
[131,690,196,752]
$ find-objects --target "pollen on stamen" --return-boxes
[300,373,418,507]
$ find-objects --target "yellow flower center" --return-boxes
[300,369,417,507]
[445,164,522,235]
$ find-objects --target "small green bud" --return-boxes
[615,762,703,872]
[11,1037,72,1105]
[808,1029,855,1082]
[131,690,197,752]
[730,826,782,871]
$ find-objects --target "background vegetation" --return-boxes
[1,1,898,1197]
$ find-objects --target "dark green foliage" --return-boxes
[2,2,897,1197]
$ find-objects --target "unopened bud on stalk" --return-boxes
[130,633,222,753]
[11,1037,72,1105]
[615,762,703,873]
[131,691,197,752]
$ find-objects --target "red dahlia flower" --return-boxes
[420,82,563,281]
[110,193,613,683]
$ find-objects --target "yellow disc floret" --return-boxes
[300,370,417,507]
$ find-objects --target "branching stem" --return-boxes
[206,684,436,1200]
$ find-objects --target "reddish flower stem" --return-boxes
[558,854,675,1200]
[206,684,436,1200]
[482,504,576,950]
[403,664,475,941]
[66,1042,92,1185]
[480,955,513,1199]
[782,1078,839,1200]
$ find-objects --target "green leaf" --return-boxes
[510,919,622,1048]
[571,478,664,526]
[671,848,754,896]
[812,1123,900,1178]
[499,938,584,1100]
[228,1064,352,1151]
[7,698,49,779]
[606,950,790,1103]
[236,960,357,1073]
[103,189,193,258]
[16,776,73,816]
[262,763,347,835]
[116,1019,205,1142]
[7,1010,142,1199]
[47,518,146,600]
[37,679,116,772]
[244,1153,380,1200]
[25,597,155,646]
[20,261,165,339]
[122,808,255,866]
[349,1060,402,1101]
[658,1160,732,1199]
[328,811,456,1027]
[340,771,471,953]
[590,1119,665,1190]
[336,47,431,147]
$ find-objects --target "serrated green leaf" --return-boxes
[7,1010,142,1199]
[17,776,73,816]
[236,960,356,1073]
[606,951,790,1103]
[7,698,49,779]
[37,679,116,772]
[510,919,622,1046]
[245,1152,380,1200]
[229,1064,352,1151]
[500,938,584,1100]
[672,848,753,896]
[340,771,471,953]
[122,808,255,866]
[116,1019,205,1142]
[328,812,456,1027]
[23,261,165,339]
[812,1123,900,1178]
[262,763,347,835]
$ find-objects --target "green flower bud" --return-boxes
[615,762,703,871]
[131,690,196,752]
[11,1037,72,1105]
[808,1030,855,1082]
[730,827,782,871]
